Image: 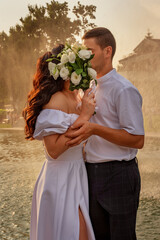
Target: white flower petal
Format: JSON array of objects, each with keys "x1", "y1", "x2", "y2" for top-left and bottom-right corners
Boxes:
[
  {"x1": 88, "y1": 67, "x2": 97, "y2": 79},
  {"x1": 48, "y1": 62, "x2": 56, "y2": 74},
  {"x1": 48, "y1": 62, "x2": 60, "y2": 80},
  {"x1": 68, "y1": 51, "x2": 76, "y2": 63},
  {"x1": 60, "y1": 67, "x2": 69, "y2": 80},
  {"x1": 66, "y1": 48, "x2": 72, "y2": 53},
  {"x1": 61, "y1": 54, "x2": 68, "y2": 64},
  {"x1": 57, "y1": 63, "x2": 64, "y2": 70},
  {"x1": 78, "y1": 49, "x2": 92, "y2": 60},
  {"x1": 71, "y1": 72, "x2": 82, "y2": 85}
]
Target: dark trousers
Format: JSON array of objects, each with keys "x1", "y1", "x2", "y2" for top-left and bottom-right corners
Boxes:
[{"x1": 85, "y1": 158, "x2": 141, "y2": 240}]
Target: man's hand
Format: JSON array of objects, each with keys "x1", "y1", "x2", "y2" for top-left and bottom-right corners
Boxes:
[{"x1": 65, "y1": 120, "x2": 93, "y2": 147}]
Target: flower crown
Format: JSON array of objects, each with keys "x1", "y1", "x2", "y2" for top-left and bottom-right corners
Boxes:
[{"x1": 46, "y1": 43, "x2": 97, "y2": 91}]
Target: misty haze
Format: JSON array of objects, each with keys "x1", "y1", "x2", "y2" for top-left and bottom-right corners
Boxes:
[{"x1": 0, "y1": 1, "x2": 160, "y2": 240}]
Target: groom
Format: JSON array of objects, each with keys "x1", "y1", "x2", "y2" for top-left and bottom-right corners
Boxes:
[{"x1": 66, "y1": 27, "x2": 144, "y2": 240}]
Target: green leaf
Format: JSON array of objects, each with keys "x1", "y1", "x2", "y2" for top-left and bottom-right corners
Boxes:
[
  {"x1": 81, "y1": 86, "x2": 89, "y2": 91},
  {"x1": 82, "y1": 72, "x2": 87, "y2": 77},
  {"x1": 69, "y1": 83, "x2": 80, "y2": 91},
  {"x1": 75, "y1": 69, "x2": 83, "y2": 75},
  {"x1": 88, "y1": 54, "x2": 95, "y2": 61},
  {"x1": 81, "y1": 82, "x2": 89, "y2": 88},
  {"x1": 53, "y1": 67, "x2": 57, "y2": 75},
  {"x1": 46, "y1": 58, "x2": 53, "y2": 62},
  {"x1": 69, "y1": 86, "x2": 74, "y2": 91},
  {"x1": 65, "y1": 42, "x2": 71, "y2": 48},
  {"x1": 76, "y1": 57, "x2": 83, "y2": 68},
  {"x1": 88, "y1": 62, "x2": 92, "y2": 68},
  {"x1": 70, "y1": 62, "x2": 79, "y2": 69},
  {"x1": 46, "y1": 57, "x2": 60, "y2": 62},
  {"x1": 83, "y1": 79, "x2": 88, "y2": 83},
  {"x1": 68, "y1": 66, "x2": 73, "y2": 74},
  {"x1": 57, "y1": 53, "x2": 62, "y2": 58}
]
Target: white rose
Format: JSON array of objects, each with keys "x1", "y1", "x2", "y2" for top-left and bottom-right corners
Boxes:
[
  {"x1": 71, "y1": 72, "x2": 82, "y2": 85},
  {"x1": 68, "y1": 51, "x2": 76, "y2": 63},
  {"x1": 88, "y1": 67, "x2": 97, "y2": 79},
  {"x1": 57, "y1": 62, "x2": 64, "y2": 70},
  {"x1": 78, "y1": 49, "x2": 92, "y2": 60},
  {"x1": 48, "y1": 62, "x2": 59, "y2": 80},
  {"x1": 48, "y1": 62, "x2": 56, "y2": 73},
  {"x1": 60, "y1": 66, "x2": 69, "y2": 80},
  {"x1": 66, "y1": 48, "x2": 72, "y2": 53},
  {"x1": 61, "y1": 53, "x2": 68, "y2": 64}
]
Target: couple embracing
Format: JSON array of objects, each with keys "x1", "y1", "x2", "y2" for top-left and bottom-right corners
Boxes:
[{"x1": 23, "y1": 27, "x2": 144, "y2": 240}]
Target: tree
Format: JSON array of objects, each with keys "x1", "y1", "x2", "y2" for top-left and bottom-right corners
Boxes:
[
  {"x1": 73, "y1": 1, "x2": 96, "y2": 37},
  {"x1": 0, "y1": 31, "x2": 10, "y2": 107},
  {"x1": 0, "y1": 0, "x2": 96, "y2": 115}
]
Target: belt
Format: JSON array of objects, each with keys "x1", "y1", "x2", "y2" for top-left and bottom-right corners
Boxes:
[{"x1": 86, "y1": 157, "x2": 137, "y2": 166}]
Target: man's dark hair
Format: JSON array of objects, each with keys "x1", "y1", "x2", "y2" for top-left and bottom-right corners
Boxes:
[{"x1": 82, "y1": 27, "x2": 116, "y2": 59}]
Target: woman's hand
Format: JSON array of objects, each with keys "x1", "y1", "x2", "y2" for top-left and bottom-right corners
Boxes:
[{"x1": 80, "y1": 88, "x2": 96, "y2": 121}]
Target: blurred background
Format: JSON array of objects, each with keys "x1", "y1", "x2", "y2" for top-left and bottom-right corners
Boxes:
[{"x1": 0, "y1": 0, "x2": 160, "y2": 239}]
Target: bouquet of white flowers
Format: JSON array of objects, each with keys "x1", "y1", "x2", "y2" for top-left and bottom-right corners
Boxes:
[{"x1": 46, "y1": 43, "x2": 97, "y2": 91}]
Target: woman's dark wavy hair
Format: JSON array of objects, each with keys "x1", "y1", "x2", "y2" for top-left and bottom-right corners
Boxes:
[{"x1": 23, "y1": 44, "x2": 64, "y2": 140}]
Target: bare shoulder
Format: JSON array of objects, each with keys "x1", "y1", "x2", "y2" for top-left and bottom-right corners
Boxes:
[{"x1": 43, "y1": 91, "x2": 69, "y2": 112}]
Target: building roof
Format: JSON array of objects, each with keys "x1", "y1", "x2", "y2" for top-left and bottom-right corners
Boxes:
[
  {"x1": 119, "y1": 37, "x2": 160, "y2": 63},
  {"x1": 134, "y1": 38, "x2": 160, "y2": 53}
]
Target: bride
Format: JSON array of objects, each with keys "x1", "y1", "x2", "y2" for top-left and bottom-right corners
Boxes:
[{"x1": 23, "y1": 44, "x2": 96, "y2": 240}]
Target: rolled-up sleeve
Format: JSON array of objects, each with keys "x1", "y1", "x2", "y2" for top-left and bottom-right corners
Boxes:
[{"x1": 116, "y1": 86, "x2": 144, "y2": 135}]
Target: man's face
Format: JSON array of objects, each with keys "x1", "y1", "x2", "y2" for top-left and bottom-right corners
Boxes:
[{"x1": 83, "y1": 38, "x2": 105, "y2": 72}]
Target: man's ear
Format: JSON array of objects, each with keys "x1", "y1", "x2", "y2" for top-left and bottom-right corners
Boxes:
[{"x1": 104, "y1": 46, "x2": 112, "y2": 58}]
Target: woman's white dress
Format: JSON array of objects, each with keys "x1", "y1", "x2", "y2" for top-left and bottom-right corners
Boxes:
[{"x1": 30, "y1": 109, "x2": 95, "y2": 240}]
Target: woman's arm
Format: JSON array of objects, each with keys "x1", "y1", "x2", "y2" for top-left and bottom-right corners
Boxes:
[
  {"x1": 43, "y1": 133, "x2": 70, "y2": 159},
  {"x1": 43, "y1": 89, "x2": 95, "y2": 159},
  {"x1": 43, "y1": 114, "x2": 92, "y2": 160}
]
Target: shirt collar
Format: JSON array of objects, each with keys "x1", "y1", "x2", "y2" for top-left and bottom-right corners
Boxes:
[{"x1": 97, "y1": 68, "x2": 116, "y2": 84}]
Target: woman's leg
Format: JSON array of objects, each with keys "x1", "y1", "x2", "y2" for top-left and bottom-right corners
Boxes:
[{"x1": 79, "y1": 208, "x2": 88, "y2": 240}]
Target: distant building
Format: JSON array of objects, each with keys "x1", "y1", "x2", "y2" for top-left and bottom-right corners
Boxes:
[
  {"x1": 117, "y1": 31, "x2": 160, "y2": 132},
  {"x1": 118, "y1": 31, "x2": 160, "y2": 73}
]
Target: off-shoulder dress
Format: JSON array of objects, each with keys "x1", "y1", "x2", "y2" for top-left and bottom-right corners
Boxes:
[{"x1": 30, "y1": 109, "x2": 95, "y2": 240}]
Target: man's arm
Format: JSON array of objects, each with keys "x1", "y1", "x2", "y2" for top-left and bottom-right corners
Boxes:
[
  {"x1": 93, "y1": 123, "x2": 144, "y2": 148},
  {"x1": 66, "y1": 86, "x2": 145, "y2": 149},
  {"x1": 65, "y1": 120, "x2": 144, "y2": 149}
]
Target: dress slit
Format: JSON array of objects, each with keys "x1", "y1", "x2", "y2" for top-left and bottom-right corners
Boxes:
[{"x1": 78, "y1": 206, "x2": 88, "y2": 240}]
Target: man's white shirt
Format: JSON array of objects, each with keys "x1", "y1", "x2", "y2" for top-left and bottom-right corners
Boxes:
[{"x1": 85, "y1": 69, "x2": 144, "y2": 163}]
